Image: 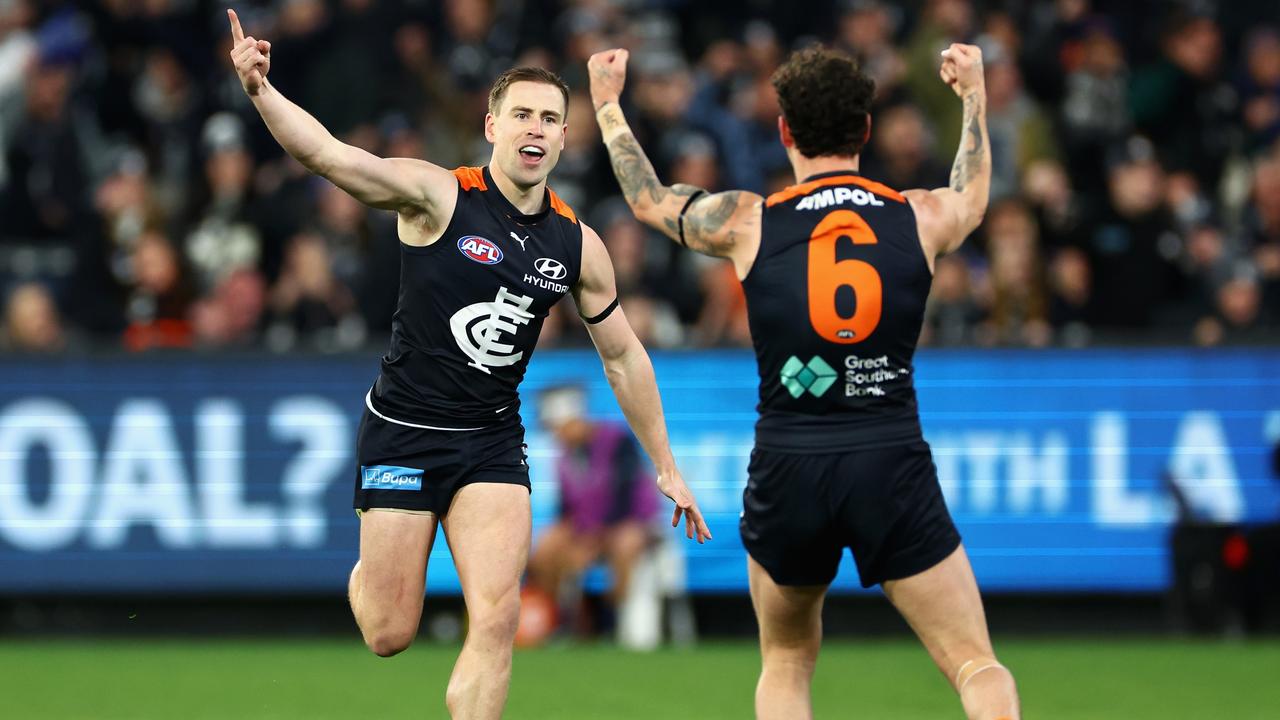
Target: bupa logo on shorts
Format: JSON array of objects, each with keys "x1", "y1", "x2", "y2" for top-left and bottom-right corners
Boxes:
[
  {"x1": 361, "y1": 465, "x2": 424, "y2": 491},
  {"x1": 534, "y1": 257, "x2": 567, "y2": 280},
  {"x1": 457, "y1": 235, "x2": 503, "y2": 265}
]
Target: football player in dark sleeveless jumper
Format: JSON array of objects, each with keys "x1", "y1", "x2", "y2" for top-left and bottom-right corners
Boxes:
[
  {"x1": 590, "y1": 44, "x2": 1019, "y2": 720},
  {"x1": 227, "y1": 11, "x2": 709, "y2": 719}
]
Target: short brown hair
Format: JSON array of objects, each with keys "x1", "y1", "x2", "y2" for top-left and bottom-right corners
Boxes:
[
  {"x1": 771, "y1": 46, "x2": 876, "y2": 159},
  {"x1": 488, "y1": 67, "x2": 570, "y2": 118}
]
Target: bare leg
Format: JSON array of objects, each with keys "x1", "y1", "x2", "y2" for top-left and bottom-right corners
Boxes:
[
  {"x1": 348, "y1": 509, "x2": 438, "y2": 657},
  {"x1": 602, "y1": 520, "x2": 652, "y2": 604},
  {"x1": 883, "y1": 545, "x2": 1019, "y2": 720},
  {"x1": 442, "y1": 483, "x2": 531, "y2": 720},
  {"x1": 527, "y1": 519, "x2": 577, "y2": 597},
  {"x1": 748, "y1": 556, "x2": 827, "y2": 720}
]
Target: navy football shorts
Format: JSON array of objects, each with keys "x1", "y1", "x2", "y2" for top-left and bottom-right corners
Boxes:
[
  {"x1": 739, "y1": 441, "x2": 961, "y2": 588},
  {"x1": 352, "y1": 407, "x2": 529, "y2": 516}
]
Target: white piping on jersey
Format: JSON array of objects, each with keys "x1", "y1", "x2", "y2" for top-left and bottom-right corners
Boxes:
[{"x1": 365, "y1": 389, "x2": 484, "y2": 432}]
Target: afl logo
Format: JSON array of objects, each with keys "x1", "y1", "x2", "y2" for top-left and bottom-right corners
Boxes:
[
  {"x1": 457, "y1": 235, "x2": 503, "y2": 265},
  {"x1": 535, "y1": 257, "x2": 567, "y2": 280}
]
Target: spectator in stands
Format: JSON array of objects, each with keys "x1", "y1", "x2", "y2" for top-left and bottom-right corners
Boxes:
[
  {"x1": 122, "y1": 230, "x2": 193, "y2": 351},
  {"x1": 0, "y1": 0, "x2": 35, "y2": 190},
  {"x1": 617, "y1": 293, "x2": 684, "y2": 349},
  {"x1": 1245, "y1": 154, "x2": 1280, "y2": 250},
  {"x1": 1047, "y1": 246, "x2": 1094, "y2": 347},
  {"x1": 905, "y1": 0, "x2": 974, "y2": 153},
  {"x1": 735, "y1": 71, "x2": 792, "y2": 190},
  {"x1": 183, "y1": 114, "x2": 262, "y2": 294},
  {"x1": 1194, "y1": 266, "x2": 1269, "y2": 346},
  {"x1": 385, "y1": 21, "x2": 472, "y2": 172},
  {"x1": 549, "y1": 91, "x2": 611, "y2": 211},
  {"x1": 1130, "y1": 12, "x2": 1234, "y2": 190},
  {"x1": 1086, "y1": 136, "x2": 1184, "y2": 331},
  {"x1": 1182, "y1": 224, "x2": 1235, "y2": 316},
  {"x1": 594, "y1": 201, "x2": 699, "y2": 342},
  {"x1": 133, "y1": 46, "x2": 204, "y2": 216},
  {"x1": 94, "y1": 148, "x2": 161, "y2": 257},
  {"x1": 265, "y1": 232, "x2": 360, "y2": 353},
  {"x1": 862, "y1": 103, "x2": 948, "y2": 191},
  {"x1": 2, "y1": 281, "x2": 66, "y2": 353},
  {"x1": 922, "y1": 253, "x2": 984, "y2": 347},
  {"x1": 981, "y1": 199, "x2": 1052, "y2": 347},
  {"x1": 191, "y1": 268, "x2": 266, "y2": 349},
  {"x1": 836, "y1": 0, "x2": 908, "y2": 105},
  {"x1": 1021, "y1": 159, "x2": 1086, "y2": 250},
  {"x1": 309, "y1": 179, "x2": 370, "y2": 303},
  {"x1": 1059, "y1": 17, "x2": 1131, "y2": 191},
  {"x1": 0, "y1": 48, "x2": 89, "y2": 242},
  {"x1": 527, "y1": 385, "x2": 659, "y2": 634},
  {"x1": 1237, "y1": 28, "x2": 1280, "y2": 154},
  {"x1": 982, "y1": 39, "x2": 1060, "y2": 200}
]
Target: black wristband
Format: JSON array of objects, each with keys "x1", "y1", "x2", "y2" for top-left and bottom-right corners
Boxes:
[
  {"x1": 582, "y1": 296, "x2": 620, "y2": 325},
  {"x1": 677, "y1": 190, "x2": 707, "y2": 247}
]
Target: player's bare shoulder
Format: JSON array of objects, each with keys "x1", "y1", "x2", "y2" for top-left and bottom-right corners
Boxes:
[
  {"x1": 902, "y1": 189, "x2": 959, "y2": 273},
  {"x1": 679, "y1": 189, "x2": 764, "y2": 279},
  {"x1": 391, "y1": 160, "x2": 464, "y2": 248}
]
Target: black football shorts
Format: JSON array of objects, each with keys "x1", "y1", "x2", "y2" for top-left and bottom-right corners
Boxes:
[
  {"x1": 352, "y1": 407, "x2": 529, "y2": 516},
  {"x1": 739, "y1": 440, "x2": 960, "y2": 588}
]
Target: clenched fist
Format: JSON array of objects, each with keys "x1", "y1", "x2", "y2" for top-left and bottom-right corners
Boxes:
[
  {"x1": 939, "y1": 43, "x2": 984, "y2": 98},
  {"x1": 587, "y1": 49, "x2": 629, "y2": 110},
  {"x1": 227, "y1": 9, "x2": 271, "y2": 96}
]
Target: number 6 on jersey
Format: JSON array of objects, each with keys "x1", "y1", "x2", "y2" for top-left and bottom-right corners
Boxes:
[{"x1": 807, "y1": 209, "x2": 882, "y2": 343}]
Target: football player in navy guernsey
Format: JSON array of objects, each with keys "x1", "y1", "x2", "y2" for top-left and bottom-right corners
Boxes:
[
  {"x1": 590, "y1": 44, "x2": 1019, "y2": 720},
  {"x1": 227, "y1": 10, "x2": 710, "y2": 719}
]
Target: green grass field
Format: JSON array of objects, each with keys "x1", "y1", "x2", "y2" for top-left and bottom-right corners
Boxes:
[{"x1": 3, "y1": 637, "x2": 1278, "y2": 719}]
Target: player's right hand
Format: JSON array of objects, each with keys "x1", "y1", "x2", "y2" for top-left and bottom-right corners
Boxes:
[
  {"x1": 939, "y1": 43, "x2": 984, "y2": 98},
  {"x1": 656, "y1": 468, "x2": 712, "y2": 544},
  {"x1": 227, "y1": 8, "x2": 271, "y2": 97}
]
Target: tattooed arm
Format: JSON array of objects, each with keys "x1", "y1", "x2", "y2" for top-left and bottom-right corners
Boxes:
[
  {"x1": 903, "y1": 43, "x2": 990, "y2": 269},
  {"x1": 588, "y1": 49, "x2": 762, "y2": 279}
]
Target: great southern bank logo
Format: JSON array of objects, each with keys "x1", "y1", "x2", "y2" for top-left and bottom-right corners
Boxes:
[
  {"x1": 361, "y1": 465, "x2": 424, "y2": 491},
  {"x1": 457, "y1": 235, "x2": 503, "y2": 265},
  {"x1": 780, "y1": 356, "x2": 838, "y2": 398}
]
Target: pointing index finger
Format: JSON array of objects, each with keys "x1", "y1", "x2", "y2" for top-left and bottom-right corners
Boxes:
[{"x1": 228, "y1": 8, "x2": 245, "y2": 44}]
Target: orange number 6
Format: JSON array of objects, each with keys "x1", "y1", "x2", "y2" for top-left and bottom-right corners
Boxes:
[{"x1": 807, "y1": 210, "x2": 881, "y2": 344}]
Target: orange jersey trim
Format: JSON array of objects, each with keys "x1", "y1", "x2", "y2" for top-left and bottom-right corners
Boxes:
[
  {"x1": 453, "y1": 166, "x2": 487, "y2": 191},
  {"x1": 547, "y1": 188, "x2": 578, "y2": 224},
  {"x1": 765, "y1": 175, "x2": 905, "y2": 208}
]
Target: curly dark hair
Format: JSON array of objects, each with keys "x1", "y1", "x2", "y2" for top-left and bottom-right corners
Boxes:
[
  {"x1": 488, "y1": 67, "x2": 570, "y2": 118},
  {"x1": 771, "y1": 46, "x2": 876, "y2": 159}
]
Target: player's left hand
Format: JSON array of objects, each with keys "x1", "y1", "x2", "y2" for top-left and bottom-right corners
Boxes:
[
  {"x1": 587, "y1": 48, "x2": 629, "y2": 111},
  {"x1": 656, "y1": 469, "x2": 712, "y2": 544}
]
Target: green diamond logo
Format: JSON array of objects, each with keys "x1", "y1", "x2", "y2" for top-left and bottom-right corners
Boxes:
[
  {"x1": 780, "y1": 355, "x2": 838, "y2": 398},
  {"x1": 780, "y1": 356, "x2": 807, "y2": 398},
  {"x1": 805, "y1": 356, "x2": 837, "y2": 397}
]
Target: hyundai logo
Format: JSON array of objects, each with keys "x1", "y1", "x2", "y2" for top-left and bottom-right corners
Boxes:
[{"x1": 535, "y1": 257, "x2": 567, "y2": 280}]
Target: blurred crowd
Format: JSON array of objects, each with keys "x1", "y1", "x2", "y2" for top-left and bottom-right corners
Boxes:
[{"x1": 1, "y1": 0, "x2": 1279, "y2": 354}]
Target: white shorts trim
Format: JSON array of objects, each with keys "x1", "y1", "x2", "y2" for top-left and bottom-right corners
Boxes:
[{"x1": 365, "y1": 390, "x2": 483, "y2": 432}]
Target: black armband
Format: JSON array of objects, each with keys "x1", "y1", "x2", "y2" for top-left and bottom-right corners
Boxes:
[
  {"x1": 677, "y1": 190, "x2": 707, "y2": 247},
  {"x1": 582, "y1": 296, "x2": 620, "y2": 325}
]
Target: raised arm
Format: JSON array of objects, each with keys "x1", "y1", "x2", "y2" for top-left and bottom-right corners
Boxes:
[
  {"x1": 903, "y1": 44, "x2": 991, "y2": 268},
  {"x1": 587, "y1": 49, "x2": 762, "y2": 279},
  {"x1": 573, "y1": 223, "x2": 711, "y2": 543},
  {"x1": 226, "y1": 9, "x2": 454, "y2": 238}
]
